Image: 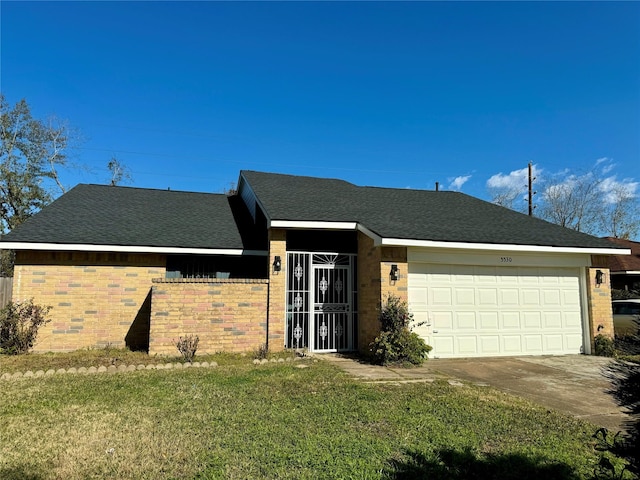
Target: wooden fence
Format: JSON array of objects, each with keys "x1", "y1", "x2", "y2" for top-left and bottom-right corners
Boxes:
[{"x1": 0, "y1": 277, "x2": 12, "y2": 309}]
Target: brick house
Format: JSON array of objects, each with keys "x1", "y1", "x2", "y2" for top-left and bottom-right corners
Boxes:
[
  {"x1": 0, "y1": 170, "x2": 629, "y2": 358},
  {"x1": 602, "y1": 237, "x2": 640, "y2": 294}
]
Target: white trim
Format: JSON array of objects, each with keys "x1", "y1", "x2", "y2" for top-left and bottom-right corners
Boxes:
[
  {"x1": 611, "y1": 270, "x2": 640, "y2": 275},
  {"x1": 579, "y1": 267, "x2": 592, "y2": 355},
  {"x1": 356, "y1": 224, "x2": 382, "y2": 243},
  {"x1": 0, "y1": 242, "x2": 268, "y2": 256},
  {"x1": 382, "y1": 237, "x2": 629, "y2": 255},
  {"x1": 270, "y1": 220, "x2": 358, "y2": 230},
  {"x1": 264, "y1": 216, "x2": 628, "y2": 256}
]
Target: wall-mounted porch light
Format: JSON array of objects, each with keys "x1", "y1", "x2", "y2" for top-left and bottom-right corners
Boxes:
[
  {"x1": 595, "y1": 269, "x2": 604, "y2": 286},
  {"x1": 390, "y1": 264, "x2": 399, "y2": 281},
  {"x1": 273, "y1": 256, "x2": 282, "y2": 273}
]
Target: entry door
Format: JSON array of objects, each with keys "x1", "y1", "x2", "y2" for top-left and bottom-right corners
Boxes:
[
  {"x1": 285, "y1": 252, "x2": 356, "y2": 352},
  {"x1": 312, "y1": 264, "x2": 350, "y2": 352}
]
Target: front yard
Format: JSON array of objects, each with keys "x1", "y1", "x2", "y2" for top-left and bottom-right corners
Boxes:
[{"x1": 0, "y1": 354, "x2": 612, "y2": 479}]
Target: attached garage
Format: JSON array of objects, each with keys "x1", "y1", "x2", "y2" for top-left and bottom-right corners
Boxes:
[{"x1": 408, "y1": 249, "x2": 591, "y2": 358}]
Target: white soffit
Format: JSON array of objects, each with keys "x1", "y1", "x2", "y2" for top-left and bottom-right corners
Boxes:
[
  {"x1": 386, "y1": 237, "x2": 631, "y2": 256},
  {"x1": 0, "y1": 242, "x2": 267, "y2": 256},
  {"x1": 269, "y1": 220, "x2": 359, "y2": 230}
]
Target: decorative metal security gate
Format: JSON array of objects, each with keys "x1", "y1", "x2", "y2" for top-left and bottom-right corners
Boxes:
[{"x1": 285, "y1": 252, "x2": 357, "y2": 352}]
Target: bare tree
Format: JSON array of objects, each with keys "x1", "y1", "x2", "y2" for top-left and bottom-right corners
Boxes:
[
  {"x1": 537, "y1": 172, "x2": 603, "y2": 234},
  {"x1": 490, "y1": 161, "x2": 640, "y2": 238},
  {"x1": 487, "y1": 166, "x2": 531, "y2": 213},
  {"x1": 599, "y1": 184, "x2": 640, "y2": 239},
  {"x1": 107, "y1": 157, "x2": 133, "y2": 186}
]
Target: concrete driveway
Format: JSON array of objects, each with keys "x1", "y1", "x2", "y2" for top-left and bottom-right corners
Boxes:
[{"x1": 325, "y1": 354, "x2": 628, "y2": 431}]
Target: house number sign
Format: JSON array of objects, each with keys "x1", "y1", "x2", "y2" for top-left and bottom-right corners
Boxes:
[{"x1": 500, "y1": 257, "x2": 513, "y2": 263}]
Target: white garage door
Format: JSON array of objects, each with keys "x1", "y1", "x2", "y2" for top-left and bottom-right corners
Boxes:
[{"x1": 408, "y1": 264, "x2": 585, "y2": 358}]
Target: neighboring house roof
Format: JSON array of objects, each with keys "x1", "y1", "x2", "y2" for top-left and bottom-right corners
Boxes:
[
  {"x1": 1, "y1": 184, "x2": 266, "y2": 255},
  {"x1": 603, "y1": 237, "x2": 640, "y2": 272},
  {"x1": 240, "y1": 170, "x2": 625, "y2": 252}
]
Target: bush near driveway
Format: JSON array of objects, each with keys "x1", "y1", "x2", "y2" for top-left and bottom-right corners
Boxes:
[{"x1": 0, "y1": 357, "x2": 610, "y2": 479}]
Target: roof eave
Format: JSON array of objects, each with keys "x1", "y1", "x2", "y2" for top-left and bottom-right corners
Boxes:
[
  {"x1": 0, "y1": 242, "x2": 267, "y2": 256},
  {"x1": 379, "y1": 238, "x2": 632, "y2": 255}
]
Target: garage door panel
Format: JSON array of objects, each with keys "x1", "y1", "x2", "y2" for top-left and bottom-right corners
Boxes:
[
  {"x1": 432, "y1": 312, "x2": 453, "y2": 329},
  {"x1": 408, "y1": 263, "x2": 584, "y2": 358},
  {"x1": 479, "y1": 336, "x2": 500, "y2": 354},
  {"x1": 433, "y1": 337, "x2": 455, "y2": 355},
  {"x1": 479, "y1": 312, "x2": 498, "y2": 329},
  {"x1": 523, "y1": 335, "x2": 543, "y2": 353},
  {"x1": 456, "y1": 312, "x2": 476, "y2": 329},
  {"x1": 522, "y1": 289, "x2": 541, "y2": 305},
  {"x1": 408, "y1": 287, "x2": 427, "y2": 309},
  {"x1": 565, "y1": 312, "x2": 582, "y2": 328},
  {"x1": 501, "y1": 312, "x2": 521, "y2": 329},
  {"x1": 543, "y1": 311, "x2": 562, "y2": 328},
  {"x1": 523, "y1": 312, "x2": 542, "y2": 328},
  {"x1": 544, "y1": 334, "x2": 564, "y2": 351},
  {"x1": 455, "y1": 288, "x2": 475, "y2": 305},
  {"x1": 502, "y1": 335, "x2": 522, "y2": 353},
  {"x1": 566, "y1": 334, "x2": 583, "y2": 351},
  {"x1": 431, "y1": 288, "x2": 452, "y2": 305},
  {"x1": 457, "y1": 336, "x2": 478, "y2": 355},
  {"x1": 543, "y1": 290, "x2": 561, "y2": 305},
  {"x1": 563, "y1": 290, "x2": 580, "y2": 305},
  {"x1": 500, "y1": 289, "x2": 520, "y2": 305},
  {"x1": 478, "y1": 288, "x2": 498, "y2": 305}
]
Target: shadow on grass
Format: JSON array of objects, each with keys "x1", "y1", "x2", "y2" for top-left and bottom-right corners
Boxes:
[
  {"x1": 383, "y1": 448, "x2": 580, "y2": 480},
  {"x1": 0, "y1": 465, "x2": 44, "y2": 480}
]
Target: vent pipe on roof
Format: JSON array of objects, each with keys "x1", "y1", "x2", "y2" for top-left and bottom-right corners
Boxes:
[{"x1": 435, "y1": 182, "x2": 439, "y2": 192}]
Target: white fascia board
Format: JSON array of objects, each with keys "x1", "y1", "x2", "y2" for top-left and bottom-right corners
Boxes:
[
  {"x1": 379, "y1": 238, "x2": 632, "y2": 255},
  {"x1": 611, "y1": 270, "x2": 640, "y2": 275},
  {"x1": 269, "y1": 220, "x2": 358, "y2": 230},
  {"x1": 0, "y1": 242, "x2": 267, "y2": 256},
  {"x1": 356, "y1": 224, "x2": 382, "y2": 243}
]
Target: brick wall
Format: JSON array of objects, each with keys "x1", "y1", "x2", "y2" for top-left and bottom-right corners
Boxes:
[
  {"x1": 357, "y1": 236, "x2": 410, "y2": 353},
  {"x1": 586, "y1": 266, "x2": 614, "y2": 344},
  {"x1": 267, "y1": 229, "x2": 287, "y2": 351},
  {"x1": 381, "y1": 246, "x2": 408, "y2": 302},
  {"x1": 357, "y1": 233, "x2": 381, "y2": 352},
  {"x1": 149, "y1": 278, "x2": 268, "y2": 355},
  {"x1": 12, "y1": 251, "x2": 165, "y2": 352}
]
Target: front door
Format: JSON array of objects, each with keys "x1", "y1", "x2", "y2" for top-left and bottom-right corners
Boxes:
[{"x1": 285, "y1": 252, "x2": 356, "y2": 352}]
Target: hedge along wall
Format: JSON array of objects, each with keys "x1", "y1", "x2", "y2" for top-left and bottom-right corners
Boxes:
[{"x1": 149, "y1": 278, "x2": 269, "y2": 355}]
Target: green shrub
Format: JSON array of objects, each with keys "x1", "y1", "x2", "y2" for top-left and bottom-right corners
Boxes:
[
  {"x1": 369, "y1": 295, "x2": 432, "y2": 366},
  {"x1": 174, "y1": 334, "x2": 199, "y2": 363},
  {"x1": 594, "y1": 334, "x2": 615, "y2": 357},
  {"x1": 0, "y1": 299, "x2": 51, "y2": 355}
]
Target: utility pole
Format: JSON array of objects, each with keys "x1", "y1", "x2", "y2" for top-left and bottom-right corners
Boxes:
[{"x1": 528, "y1": 161, "x2": 535, "y2": 216}]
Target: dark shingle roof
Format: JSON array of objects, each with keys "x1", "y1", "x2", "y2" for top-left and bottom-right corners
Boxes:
[
  {"x1": 241, "y1": 170, "x2": 624, "y2": 250},
  {"x1": 1, "y1": 184, "x2": 256, "y2": 250},
  {"x1": 604, "y1": 237, "x2": 640, "y2": 271}
]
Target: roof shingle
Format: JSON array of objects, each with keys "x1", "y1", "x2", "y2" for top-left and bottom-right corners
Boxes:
[
  {"x1": 1, "y1": 184, "x2": 256, "y2": 250},
  {"x1": 241, "y1": 170, "x2": 624, "y2": 249}
]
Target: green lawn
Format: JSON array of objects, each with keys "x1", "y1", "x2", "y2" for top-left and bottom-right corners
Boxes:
[{"x1": 0, "y1": 356, "x2": 616, "y2": 479}]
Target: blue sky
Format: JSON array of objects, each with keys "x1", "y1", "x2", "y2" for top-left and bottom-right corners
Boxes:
[{"x1": 2, "y1": 1, "x2": 639, "y2": 201}]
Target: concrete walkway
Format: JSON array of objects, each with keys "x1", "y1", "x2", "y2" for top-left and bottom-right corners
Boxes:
[{"x1": 323, "y1": 354, "x2": 628, "y2": 431}]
